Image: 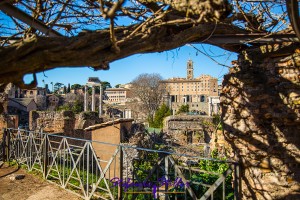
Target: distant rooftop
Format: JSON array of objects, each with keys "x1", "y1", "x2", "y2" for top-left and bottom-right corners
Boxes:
[
  {"x1": 84, "y1": 118, "x2": 134, "y2": 131},
  {"x1": 162, "y1": 74, "x2": 216, "y2": 82}
]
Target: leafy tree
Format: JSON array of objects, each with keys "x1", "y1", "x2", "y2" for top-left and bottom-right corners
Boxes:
[
  {"x1": 54, "y1": 82, "x2": 64, "y2": 93},
  {"x1": 71, "y1": 84, "x2": 82, "y2": 90},
  {"x1": 131, "y1": 73, "x2": 165, "y2": 121},
  {"x1": 150, "y1": 104, "x2": 171, "y2": 128},
  {"x1": 115, "y1": 84, "x2": 121, "y2": 88},
  {"x1": 101, "y1": 81, "x2": 112, "y2": 90},
  {"x1": 177, "y1": 104, "x2": 189, "y2": 114},
  {"x1": 72, "y1": 100, "x2": 84, "y2": 113},
  {"x1": 59, "y1": 93, "x2": 84, "y2": 113},
  {"x1": 87, "y1": 87, "x2": 100, "y2": 95}
]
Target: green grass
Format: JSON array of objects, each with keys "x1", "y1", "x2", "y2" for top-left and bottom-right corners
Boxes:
[{"x1": 11, "y1": 161, "x2": 118, "y2": 199}]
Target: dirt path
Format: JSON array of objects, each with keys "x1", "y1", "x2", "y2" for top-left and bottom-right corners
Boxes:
[{"x1": 0, "y1": 163, "x2": 81, "y2": 200}]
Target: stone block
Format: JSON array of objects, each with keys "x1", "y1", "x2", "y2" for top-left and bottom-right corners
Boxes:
[{"x1": 7, "y1": 174, "x2": 25, "y2": 181}]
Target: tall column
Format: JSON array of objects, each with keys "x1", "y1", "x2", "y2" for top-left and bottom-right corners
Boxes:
[
  {"x1": 91, "y1": 86, "x2": 95, "y2": 111},
  {"x1": 208, "y1": 97, "x2": 211, "y2": 116},
  {"x1": 99, "y1": 85, "x2": 103, "y2": 117},
  {"x1": 84, "y1": 85, "x2": 88, "y2": 111},
  {"x1": 169, "y1": 95, "x2": 172, "y2": 110}
]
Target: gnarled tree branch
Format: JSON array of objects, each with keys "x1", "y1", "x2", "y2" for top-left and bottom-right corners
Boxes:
[{"x1": 0, "y1": 23, "x2": 247, "y2": 85}]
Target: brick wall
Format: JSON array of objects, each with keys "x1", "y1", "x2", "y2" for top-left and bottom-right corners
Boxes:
[
  {"x1": 88, "y1": 120, "x2": 133, "y2": 178},
  {"x1": 221, "y1": 50, "x2": 300, "y2": 199}
]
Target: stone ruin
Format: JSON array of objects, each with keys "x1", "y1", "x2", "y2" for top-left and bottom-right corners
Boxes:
[
  {"x1": 29, "y1": 110, "x2": 103, "y2": 139},
  {"x1": 221, "y1": 48, "x2": 300, "y2": 199},
  {"x1": 163, "y1": 115, "x2": 215, "y2": 145}
]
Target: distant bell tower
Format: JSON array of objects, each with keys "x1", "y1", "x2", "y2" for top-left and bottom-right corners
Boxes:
[{"x1": 187, "y1": 59, "x2": 194, "y2": 80}]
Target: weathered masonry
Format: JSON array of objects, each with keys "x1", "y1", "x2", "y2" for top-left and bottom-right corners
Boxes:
[{"x1": 221, "y1": 47, "x2": 300, "y2": 199}]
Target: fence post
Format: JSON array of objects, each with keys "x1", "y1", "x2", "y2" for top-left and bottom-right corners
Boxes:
[
  {"x1": 237, "y1": 164, "x2": 241, "y2": 199},
  {"x1": 118, "y1": 145, "x2": 123, "y2": 200},
  {"x1": 6, "y1": 129, "x2": 10, "y2": 162},
  {"x1": 43, "y1": 133, "x2": 49, "y2": 179},
  {"x1": 2, "y1": 128, "x2": 7, "y2": 161},
  {"x1": 233, "y1": 163, "x2": 241, "y2": 200},
  {"x1": 165, "y1": 155, "x2": 169, "y2": 200}
]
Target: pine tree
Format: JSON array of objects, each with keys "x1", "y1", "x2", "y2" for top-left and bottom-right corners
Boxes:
[{"x1": 67, "y1": 83, "x2": 71, "y2": 93}]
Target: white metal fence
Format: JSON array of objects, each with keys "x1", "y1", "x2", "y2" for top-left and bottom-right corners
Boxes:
[{"x1": 1, "y1": 128, "x2": 240, "y2": 200}]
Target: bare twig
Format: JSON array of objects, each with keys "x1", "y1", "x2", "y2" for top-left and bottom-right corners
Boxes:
[{"x1": 187, "y1": 44, "x2": 231, "y2": 68}]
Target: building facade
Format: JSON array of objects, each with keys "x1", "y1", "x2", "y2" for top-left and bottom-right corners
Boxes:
[
  {"x1": 5, "y1": 83, "x2": 21, "y2": 98},
  {"x1": 104, "y1": 88, "x2": 133, "y2": 105},
  {"x1": 161, "y1": 60, "x2": 219, "y2": 114},
  {"x1": 5, "y1": 83, "x2": 47, "y2": 99},
  {"x1": 21, "y1": 87, "x2": 47, "y2": 99}
]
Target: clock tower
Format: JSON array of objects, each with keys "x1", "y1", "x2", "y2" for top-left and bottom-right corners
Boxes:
[{"x1": 187, "y1": 59, "x2": 194, "y2": 80}]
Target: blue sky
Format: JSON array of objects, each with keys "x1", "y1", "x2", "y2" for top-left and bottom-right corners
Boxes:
[{"x1": 24, "y1": 44, "x2": 236, "y2": 89}]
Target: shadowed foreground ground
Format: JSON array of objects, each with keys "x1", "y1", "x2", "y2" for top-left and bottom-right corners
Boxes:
[{"x1": 0, "y1": 163, "x2": 80, "y2": 200}]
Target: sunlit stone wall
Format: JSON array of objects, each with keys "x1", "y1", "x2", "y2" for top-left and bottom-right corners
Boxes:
[{"x1": 221, "y1": 49, "x2": 300, "y2": 199}]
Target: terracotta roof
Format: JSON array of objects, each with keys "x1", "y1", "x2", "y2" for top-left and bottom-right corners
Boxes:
[{"x1": 84, "y1": 118, "x2": 134, "y2": 131}]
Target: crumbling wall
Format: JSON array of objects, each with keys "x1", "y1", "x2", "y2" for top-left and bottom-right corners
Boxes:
[
  {"x1": 0, "y1": 114, "x2": 18, "y2": 129},
  {"x1": 164, "y1": 115, "x2": 214, "y2": 131},
  {"x1": 29, "y1": 111, "x2": 102, "y2": 139},
  {"x1": 221, "y1": 50, "x2": 300, "y2": 199},
  {"x1": 75, "y1": 112, "x2": 103, "y2": 129},
  {"x1": 29, "y1": 111, "x2": 75, "y2": 134},
  {"x1": 163, "y1": 115, "x2": 215, "y2": 144}
]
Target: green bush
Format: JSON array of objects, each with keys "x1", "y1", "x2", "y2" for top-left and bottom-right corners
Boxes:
[
  {"x1": 191, "y1": 150, "x2": 234, "y2": 199},
  {"x1": 176, "y1": 104, "x2": 189, "y2": 114},
  {"x1": 149, "y1": 104, "x2": 171, "y2": 128},
  {"x1": 213, "y1": 114, "x2": 223, "y2": 130},
  {"x1": 57, "y1": 100, "x2": 83, "y2": 114}
]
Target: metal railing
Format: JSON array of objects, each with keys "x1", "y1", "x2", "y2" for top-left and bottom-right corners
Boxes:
[{"x1": 1, "y1": 128, "x2": 240, "y2": 200}]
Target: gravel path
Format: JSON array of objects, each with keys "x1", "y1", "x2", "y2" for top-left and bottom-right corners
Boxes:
[{"x1": 0, "y1": 163, "x2": 81, "y2": 200}]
